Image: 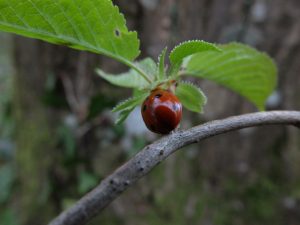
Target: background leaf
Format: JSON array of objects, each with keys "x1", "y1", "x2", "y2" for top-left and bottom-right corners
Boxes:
[
  {"x1": 78, "y1": 171, "x2": 98, "y2": 194},
  {"x1": 0, "y1": 209, "x2": 18, "y2": 225},
  {"x1": 183, "y1": 43, "x2": 277, "y2": 110},
  {"x1": 169, "y1": 40, "x2": 221, "y2": 67},
  {"x1": 0, "y1": 164, "x2": 15, "y2": 203},
  {"x1": 96, "y1": 58, "x2": 157, "y2": 89},
  {"x1": 176, "y1": 82, "x2": 207, "y2": 113},
  {"x1": 0, "y1": 0, "x2": 140, "y2": 62}
]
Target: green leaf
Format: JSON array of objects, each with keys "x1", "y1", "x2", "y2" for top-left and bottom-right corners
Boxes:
[
  {"x1": 113, "y1": 93, "x2": 148, "y2": 124},
  {"x1": 183, "y1": 43, "x2": 277, "y2": 110},
  {"x1": 169, "y1": 40, "x2": 221, "y2": 67},
  {"x1": 112, "y1": 94, "x2": 147, "y2": 113},
  {"x1": 176, "y1": 82, "x2": 207, "y2": 113},
  {"x1": 157, "y1": 47, "x2": 167, "y2": 80},
  {"x1": 0, "y1": 0, "x2": 140, "y2": 63},
  {"x1": 115, "y1": 107, "x2": 135, "y2": 125},
  {"x1": 96, "y1": 58, "x2": 157, "y2": 89}
]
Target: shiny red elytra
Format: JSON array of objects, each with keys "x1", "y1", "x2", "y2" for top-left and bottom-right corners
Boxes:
[{"x1": 141, "y1": 88, "x2": 182, "y2": 134}]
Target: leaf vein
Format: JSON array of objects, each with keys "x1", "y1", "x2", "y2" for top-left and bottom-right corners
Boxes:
[
  {"x1": 5, "y1": 1, "x2": 29, "y2": 28},
  {"x1": 71, "y1": 0, "x2": 98, "y2": 48},
  {"x1": 27, "y1": 0, "x2": 58, "y2": 35},
  {"x1": 52, "y1": 1, "x2": 83, "y2": 42}
]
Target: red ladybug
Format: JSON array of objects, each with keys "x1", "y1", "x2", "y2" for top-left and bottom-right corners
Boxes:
[{"x1": 141, "y1": 88, "x2": 182, "y2": 134}]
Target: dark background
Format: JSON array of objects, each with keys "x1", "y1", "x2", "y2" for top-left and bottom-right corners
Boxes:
[{"x1": 0, "y1": 0, "x2": 300, "y2": 224}]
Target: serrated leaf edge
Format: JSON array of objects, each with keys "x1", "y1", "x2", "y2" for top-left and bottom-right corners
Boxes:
[
  {"x1": 169, "y1": 40, "x2": 222, "y2": 63},
  {"x1": 182, "y1": 42, "x2": 277, "y2": 110},
  {"x1": 176, "y1": 81, "x2": 207, "y2": 113},
  {"x1": 112, "y1": 96, "x2": 140, "y2": 113},
  {"x1": 0, "y1": 1, "x2": 141, "y2": 62},
  {"x1": 178, "y1": 81, "x2": 207, "y2": 105},
  {"x1": 115, "y1": 107, "x2": 136, "y2": 125}
]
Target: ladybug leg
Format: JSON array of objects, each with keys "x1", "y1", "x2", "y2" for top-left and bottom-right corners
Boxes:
[{"x1": 170, "y1": 125, "x2": 180, "y2": 134}]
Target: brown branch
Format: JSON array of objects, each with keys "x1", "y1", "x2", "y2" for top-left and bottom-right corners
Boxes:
[{"x1": 48, "y1": 110, "x2": 300, "y2": 225}]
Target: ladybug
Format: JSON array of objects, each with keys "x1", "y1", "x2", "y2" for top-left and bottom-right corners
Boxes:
[{"x1": 141, "y1": 88, "x2": 182, "y2": 134}]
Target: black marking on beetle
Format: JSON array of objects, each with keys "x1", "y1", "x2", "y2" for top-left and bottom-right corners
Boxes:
[
  {"x1": 155, "y1": 93, "x2": 162, "y2": 98},
  {"x1": 109, "y1": 179, "x2": 115, "y2": 184},
  {"x1": 143, "y1": 104, "x2": 147, "y2": 111},
  {"x1": 139, "y1": 167, "x2": 145, "y2": 172},
  {"x1": 159, "y1": 150, "x2": 164, "y2": 155},
  {"x1": 115, "y1": 29, "x2": 120, "y2": 37}
]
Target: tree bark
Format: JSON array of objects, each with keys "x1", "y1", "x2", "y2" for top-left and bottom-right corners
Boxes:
[{"x1": 13, "y1": 37, "x2": 57, "y2": 225}]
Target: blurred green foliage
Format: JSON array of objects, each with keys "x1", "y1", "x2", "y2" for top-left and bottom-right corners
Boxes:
[
  {"x1": 0, "y1": 33, "x2": 17, "y2": 225},
  {"x1": 0, "y1": 209, "x2": 19, "y2": 225},
  {"x1": 78, "y1": 171, "x2": 99, "y2": 194},
  {"x1": 0, "y1": 164, "x2": 15, "y2": 204}
]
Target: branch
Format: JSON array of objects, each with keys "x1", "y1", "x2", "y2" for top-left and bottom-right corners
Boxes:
[{"x1": 49, "y1": 111, "x2": 300, "y2": 225}]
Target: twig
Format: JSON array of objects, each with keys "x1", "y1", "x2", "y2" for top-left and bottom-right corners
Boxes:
[{"x1": 48, "y1": 111, "x2": 300, "y2": 225}]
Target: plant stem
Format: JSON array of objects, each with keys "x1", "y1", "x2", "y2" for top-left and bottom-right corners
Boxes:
[
  {"x1": 106, "y1": 51, "x2": 152, "y2": 83},
  {"x1": 123, "y1": 60, "x2": 152, "y2": 83},
  {"x1": 48, "y1": 110, "x2": 300, "y2": 225}
]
